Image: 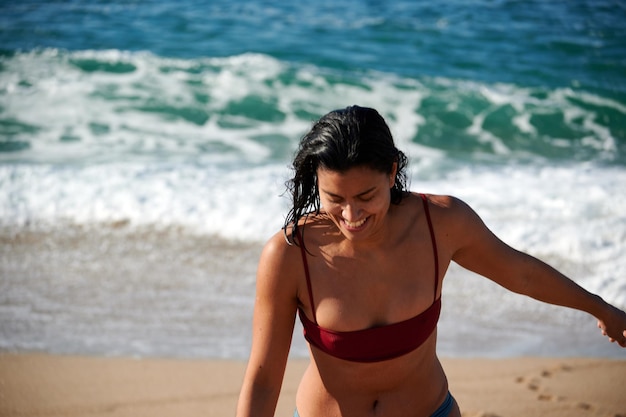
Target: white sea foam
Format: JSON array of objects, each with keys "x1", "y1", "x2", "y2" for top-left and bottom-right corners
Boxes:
[{"x1": 0, "y1": 162, "x2": 290, "y2": 242}]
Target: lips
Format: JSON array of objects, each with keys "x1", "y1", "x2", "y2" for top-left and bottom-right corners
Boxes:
[{"x1": 343, "y1": 217, "x2": 368, "y2": 230}]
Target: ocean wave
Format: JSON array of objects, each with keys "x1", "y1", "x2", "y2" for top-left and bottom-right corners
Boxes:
[{"x1": 2, "y1": 49, "x2": 625, "y2": 166}]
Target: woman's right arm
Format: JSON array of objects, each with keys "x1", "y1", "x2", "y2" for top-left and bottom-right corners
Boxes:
[{"x1": 236, "y1": 232, "x2": 300, "y2": 417}]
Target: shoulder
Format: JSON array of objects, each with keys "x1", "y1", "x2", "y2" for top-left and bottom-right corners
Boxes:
[
  {"x1": 250, "y1": 230, "x2": 303, "y2": 307},
  {"x1": 418, "y1": 193, "x2": 508, "y2": 259},
  {"x1": 259, "y1": 227, "x2": 301, "y2": 272},
  {"x1": 404, "y1": 192, "x2": 474, "y2": 220},
  {"x1": 258, "y1": 221, "x2": 321, "y2": 280},
  {"x1": 408, "y1": 193, "x2": 485, "y2": 242}
]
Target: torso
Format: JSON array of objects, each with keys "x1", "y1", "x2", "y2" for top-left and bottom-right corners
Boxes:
[
  {"x1": 292, "y1": 193, "x2": 453, "y2": 417},
  {"x1": 297, "y1": 333, "x2": 449, "y2": 417}
]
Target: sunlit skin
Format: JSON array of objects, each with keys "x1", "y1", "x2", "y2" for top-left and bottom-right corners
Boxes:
[
  {"x1": 292, "y1": 165, "x2": 458, "y2": 417},
  {"x1": 237, "y1": 168, "x2": 626, "y2": 417}
]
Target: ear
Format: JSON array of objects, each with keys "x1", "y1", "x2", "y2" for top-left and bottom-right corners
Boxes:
[{"x1": 389, "y1": 162, "x2": 398, "y2": 188}]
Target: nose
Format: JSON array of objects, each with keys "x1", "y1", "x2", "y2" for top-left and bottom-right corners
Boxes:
[{"x1": 342, "y1": 202, "x2": 361, "y2": 221}]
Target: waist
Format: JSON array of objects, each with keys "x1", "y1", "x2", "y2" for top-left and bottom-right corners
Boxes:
[{"x1": 296, "y1": 343, "x2": 448, "y2": 417}]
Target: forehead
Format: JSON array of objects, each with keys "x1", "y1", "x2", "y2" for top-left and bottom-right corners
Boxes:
[{"x1": 316, "y1": 166, "x2": 387, "y2": 193}]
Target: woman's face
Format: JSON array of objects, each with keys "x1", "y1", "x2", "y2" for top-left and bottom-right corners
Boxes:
[{"x1": 317, "y1": 164, "x2": 396, "y2": 242}]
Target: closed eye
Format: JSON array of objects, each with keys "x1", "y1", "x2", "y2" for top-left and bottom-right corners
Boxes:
[{"x1": 322, "y1": 186, "x2": 377, "y2": 203}]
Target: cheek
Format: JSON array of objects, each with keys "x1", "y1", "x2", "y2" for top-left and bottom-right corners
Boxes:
[
  {"x1": 322, "y1": 201, "x2": 342, "y2": 215},
  {"x1": 368, "y1": 196, "x2": 392, "y2": 218},
  {"x1": 369, "y1": 199, "x2": 389, "y2": 215}
]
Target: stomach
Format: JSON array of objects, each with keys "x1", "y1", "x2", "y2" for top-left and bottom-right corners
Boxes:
[{"x1": 295, "y1": 331, "x2": 450, "y2": 417}]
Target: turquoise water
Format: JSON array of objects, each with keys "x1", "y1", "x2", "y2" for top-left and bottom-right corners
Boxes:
[{"x1": 1, "y1": 0, "x2": 625, "y2": 358}]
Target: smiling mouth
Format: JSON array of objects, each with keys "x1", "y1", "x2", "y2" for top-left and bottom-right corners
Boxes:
[{"x1": 343, "y1": 217, "x2": 368, "y2": 229}]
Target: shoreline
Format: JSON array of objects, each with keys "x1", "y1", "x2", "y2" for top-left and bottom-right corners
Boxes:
[{"x1": 1, "y1": 353, "x2": 624, "y2": 417}]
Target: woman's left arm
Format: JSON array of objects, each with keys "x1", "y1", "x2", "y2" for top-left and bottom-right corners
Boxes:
[{"x1": 439, "y1": 195, "x2": 626, "y2": 347}]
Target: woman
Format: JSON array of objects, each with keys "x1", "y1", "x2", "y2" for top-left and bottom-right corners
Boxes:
[{"x1": 236, "y1": 105, "x2": 626, "y2": 417}]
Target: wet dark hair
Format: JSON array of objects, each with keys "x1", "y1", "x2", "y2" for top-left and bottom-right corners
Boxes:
[{"x1": 284, "y1": 105, "x2": 409, "y2": 242}]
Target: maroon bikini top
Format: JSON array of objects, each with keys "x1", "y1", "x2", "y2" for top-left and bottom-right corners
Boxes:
[{"x1": 297, "y1": 193, "x2": 441, "y2": 362}]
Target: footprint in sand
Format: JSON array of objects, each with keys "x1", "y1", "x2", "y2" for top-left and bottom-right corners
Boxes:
[
  {"x1": 537, "y1": 393, "x2": 566, "y2": 402},
  {"x1": 514, "y1": 376, "x2": 541, "y2": 392},
  {"x1": 515, "y1": 364, "x2": 572, "y2": 404},
  {"x1": 576, "y1": 402, "x2": 592, "y2": 410},
  {"x1": 516, "y1": 363, "x2": 626, "y2": 415}
]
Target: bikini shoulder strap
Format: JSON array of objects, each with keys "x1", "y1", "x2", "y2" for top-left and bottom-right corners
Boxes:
[
  {"x1": 296, "y1": 228, "x2": 317, "y2": 322},
  {"x1": 420, "y1": 193, "x2": 440, "y2": 299}
]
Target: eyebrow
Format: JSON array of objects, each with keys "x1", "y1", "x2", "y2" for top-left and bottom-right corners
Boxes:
[{"x1": 322, "y1": 186, "x2": 377, "y2": 199}]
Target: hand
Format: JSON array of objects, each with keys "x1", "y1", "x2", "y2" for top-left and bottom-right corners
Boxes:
[{"x1": 597, "y1": 304, "x2": 626, "y2": 348}]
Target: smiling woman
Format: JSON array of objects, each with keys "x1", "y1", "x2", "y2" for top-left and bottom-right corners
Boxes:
[{"x1": 236, "y1": 105, "x2": 626, "y2": 417}]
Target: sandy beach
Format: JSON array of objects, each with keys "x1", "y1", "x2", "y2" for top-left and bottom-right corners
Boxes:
[{"x1": 1, "y1": 353, "x2": 624, "y2": 417}]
